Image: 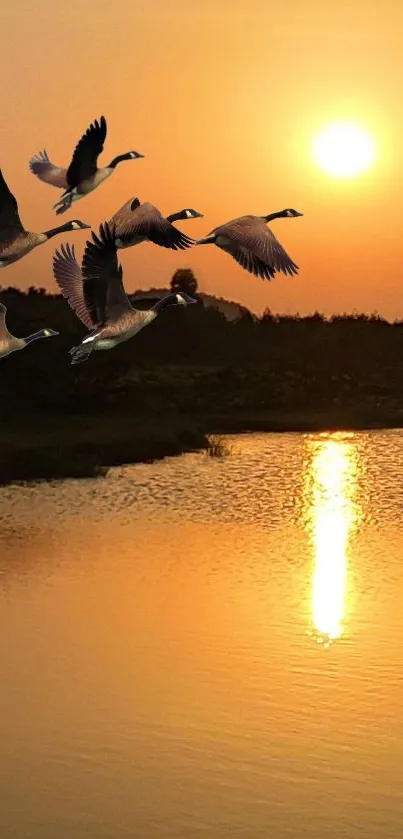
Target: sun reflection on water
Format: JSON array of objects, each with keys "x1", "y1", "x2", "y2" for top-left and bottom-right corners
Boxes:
[{"x1": 304, "y1": 434, "x2": 361, "y2": 646}]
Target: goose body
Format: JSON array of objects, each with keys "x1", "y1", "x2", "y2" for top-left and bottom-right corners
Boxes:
[
  {"x1": 109, "y1": 197, "x2": 203, "y2": 251},
  {"x1": 0, "y1": 302, "x2": 58, "y2": 359},
  {"x1": 29, "y1": 117, "x2": 144, "y2": 215},
  {"x1": 0, "y1": 169, "x2": 90, "y2": 267},
  {"x1": 52, "y1": 222, "x2": 197, "y2": 365},
  {"x1": 196, "y1": 208, "x2": 303, "y2": 280}
]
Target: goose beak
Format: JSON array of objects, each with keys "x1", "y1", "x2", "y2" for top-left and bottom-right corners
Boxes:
[{"x1": 295, "y1": 211, "x2": 303, "y2": 216}]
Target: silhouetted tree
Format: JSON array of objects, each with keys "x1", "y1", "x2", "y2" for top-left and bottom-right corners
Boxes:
[{"x1": 170, "y1": 268, "x2": 198, "y2": 297}]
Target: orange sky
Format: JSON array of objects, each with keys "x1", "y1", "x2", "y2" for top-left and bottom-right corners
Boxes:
[{"x1": 1, "y1": 0, "x2": 403, "y2": 318}]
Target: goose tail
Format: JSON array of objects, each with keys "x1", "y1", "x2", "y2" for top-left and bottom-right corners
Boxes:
[{"x1": 53, "y1": 193, "x2": 74, "y2": 216}]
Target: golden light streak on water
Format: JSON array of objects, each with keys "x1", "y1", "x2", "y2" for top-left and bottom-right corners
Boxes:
[{"x1": 305, "y1": 434, "x2": 361, "y2": 646}]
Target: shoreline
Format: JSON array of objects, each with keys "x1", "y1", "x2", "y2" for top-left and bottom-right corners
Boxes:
[
  {"x1": 1, "y1": 408, "x2": 403, "y2": 486},
  {"x1": 0, "y1": 414, "x2": 208, "y2": 486}
]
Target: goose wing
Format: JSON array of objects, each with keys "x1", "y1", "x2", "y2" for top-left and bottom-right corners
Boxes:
[
  {"x1": 81, "y1": 222, "x2": 132, "y2": 324},
  {"x1": 0, "y1": 170, "x2": 25, "y2": 248},
  {"x1": 110, "y1": 199, "x2": 194, "y2": 250},
  {"x1": 213, "y1": 216, "x2": 299, "y2": 279},
  {"x1": 66, "y1": 116, "x2": 107, "y2": 188},
  {"x1": 52, "y1": 244, "x2": 95, "y2": 329},
  {"x1": 227, "y1": 243, "x2": 277, "y2": 280},
  {"x1": 29, "y1": 150, "x2": 68, "y2": 189}
]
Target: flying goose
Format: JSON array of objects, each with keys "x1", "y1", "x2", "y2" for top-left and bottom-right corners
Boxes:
[
  {"x1": 0, "y1": 169, "x2": 90, "y2": 267},
  {"x1": 196, "y1": 208, "x2": 303, "y2": 280},
  {"x1": 29, "y1": 116, "x2": 145, "y2": 215},
  {"x1": 108, "y1": 197, "x2": 203, "y2": 251},
  {"x1": 52, "y1": 222, "x2": 197, "y2": 365},
  {"x1": 0, "y1": 302, "x2": 58, "y2": 360}
]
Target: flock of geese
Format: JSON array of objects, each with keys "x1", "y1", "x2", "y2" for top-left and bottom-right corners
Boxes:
[{"x1": 0, "y1": 116, "x2": 303, "y2": 363}]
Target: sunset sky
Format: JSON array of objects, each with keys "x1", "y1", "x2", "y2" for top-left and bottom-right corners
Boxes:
[{"x1": 2, "y1": 0, "x2": 403, "y2": 318}]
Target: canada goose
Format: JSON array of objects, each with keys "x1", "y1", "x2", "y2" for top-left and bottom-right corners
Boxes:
[
  {"x1": 29, "y1": 116, "x2": 145, "y2": 215},
  {"x1": 108, "y1": 197, "x2": 203, "y2": 250},
  {"x1": 196, "y1": 208, "x2": 303, "y2": 280},
  {"x1": 0, "y1": 302, "x2": 58, "y2": 360},
  {"x1": 52, "y1": 222, "x2": 197, "y2": 365},
  {"x1": 0, "y1": 169, "x2": 90, "y2": 267}
]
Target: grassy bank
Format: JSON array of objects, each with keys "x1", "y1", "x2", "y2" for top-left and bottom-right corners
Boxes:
[
  {"x1": 0, "y1": 413, "x2": 209, "y2": 485},
  {"x1": 2, "y1": 403, "x2": 403, "y2": 486}
]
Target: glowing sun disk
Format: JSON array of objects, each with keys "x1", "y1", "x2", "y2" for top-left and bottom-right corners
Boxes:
[{"x1": 313, "y1": 122, "x2": 376, "y2": 178}]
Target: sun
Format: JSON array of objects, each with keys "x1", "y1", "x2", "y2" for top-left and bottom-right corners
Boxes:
[{"x1": 312, "y1": 122, "x2": 376, "y2": 178}]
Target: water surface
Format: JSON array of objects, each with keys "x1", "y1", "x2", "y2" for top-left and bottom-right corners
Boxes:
[{"x1": 1, "y1": 430, "x2": 403, "y2": 838}]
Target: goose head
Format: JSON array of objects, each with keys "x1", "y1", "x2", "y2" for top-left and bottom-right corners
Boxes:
[
  {"x1": 23, "y1": 327, "x2": 59, "y2": 345},
  {"x1": 108, "y1": 151, "x2": 145, "y2": 168},
  {"x1": 183, "y1": 209, "x2": 203, "y2": 219},
  {"x1": 263, "y1": 208, "x2": 303, "y2": 223},
  {"x1": 281, "y1": 208, "x2": 303, "y2": 218},
  {"x1": 175, "y1": 292, "x2": 198, "y2": 306},
  {"x1": 166, "y1": 208, "x2": 203, "y2": 224},
  {"x1": 68, "y1": 220, "x2": 92, "y2": 230},
  {"x1": 153, "y1": 292, "x2": 198, "y2": 313},
  {"x1": 44, "y1": 219, "x2": 91, "y2": 239}
]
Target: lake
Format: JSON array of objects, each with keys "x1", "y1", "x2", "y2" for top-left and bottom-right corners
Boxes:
[{"x1": 0, "y1": 430, "x2": 403, "y2": 838}]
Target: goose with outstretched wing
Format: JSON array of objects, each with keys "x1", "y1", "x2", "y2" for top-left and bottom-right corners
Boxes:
[
  {"x1": 196, "y1": 208, "x2": 303, "y2": 280},
  {"x1": 53, "y1": 222, "x2": 197, "y2": 365},
  {"x1": 29, "y1": 116, "x2": 144, "y2": 215}
]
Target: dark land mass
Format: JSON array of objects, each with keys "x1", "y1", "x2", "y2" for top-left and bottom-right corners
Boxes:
[{"x1": 1, "y1": 286, "x2": 403, "y2": 485}]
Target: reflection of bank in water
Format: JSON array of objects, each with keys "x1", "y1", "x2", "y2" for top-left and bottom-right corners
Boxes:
[{"x1": 304, "y1": 435, "x2": 361, "y2": 647}]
